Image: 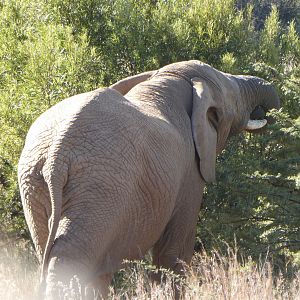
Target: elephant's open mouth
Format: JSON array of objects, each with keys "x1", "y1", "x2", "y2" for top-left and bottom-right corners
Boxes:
[{"x1": 245, "y1": 105, "x2": 268, "y2": 131}]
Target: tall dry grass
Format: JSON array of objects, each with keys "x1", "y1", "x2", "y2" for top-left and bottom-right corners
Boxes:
[
  {"x1": 111, "y1": 249, "x2": 300, "y2": 300},
  {"x1": 0, "y1": 239, "x2": 299, "y2": 300},
  {"x1": 0, "y1": 237, "x2": 39, "y2": 300}
]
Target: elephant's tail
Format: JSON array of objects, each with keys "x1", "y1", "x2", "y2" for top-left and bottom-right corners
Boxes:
[{"x1": 40, "y1": 158, "x2": 67, "y2": 285}]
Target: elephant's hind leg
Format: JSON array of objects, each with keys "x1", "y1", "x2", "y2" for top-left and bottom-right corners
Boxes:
[
  {"x1": 46, "y1": 252, "x2": 91, "y2": 299},
  {"x1": 46, "y1": 252, "x2": 112, "y2": 300}
]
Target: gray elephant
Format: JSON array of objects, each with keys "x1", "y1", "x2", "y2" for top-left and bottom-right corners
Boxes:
[{"x1": 18, "y1": 60, "x2": 280, "y2": 299}]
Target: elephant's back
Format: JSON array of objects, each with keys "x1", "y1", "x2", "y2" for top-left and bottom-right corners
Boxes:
[
  {"x1": 19, "y1": 86, "x2": 192, "y2": 266},
  {"x1": 56, "y1": 89, "x2": 190, "y2": 259},
  {"x1": 18, "y1": 87, "x2": 136, "y2": 197},
  {"x1": 19, "y1": 88, "x2": 131, "y2": 166},
  {"x1": 22, "y1": 88, "x2": 124, "y2": 149}
]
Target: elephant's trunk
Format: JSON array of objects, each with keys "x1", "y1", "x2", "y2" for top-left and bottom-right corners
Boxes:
[
  {"x1": 233, "y1": 75, "x2": 280, "y2": 131},
  {"x1": 238, "y1": 76, "x2": 280, "y2": 110}
]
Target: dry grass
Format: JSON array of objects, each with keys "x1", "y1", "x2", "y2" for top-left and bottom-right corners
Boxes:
[
  {"x1": 111, "y1": 250, "x2": 300, "y2": 300},
  {"x1": 0, "y1": 237, "x2": 39, "y2": 300},
  {"x1": 0, "y1": 240, "x2": 299, "y2": 300}
]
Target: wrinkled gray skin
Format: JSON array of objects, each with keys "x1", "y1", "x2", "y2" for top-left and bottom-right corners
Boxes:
[{"x1": 18, "y1": 60, "x2": 280, "y2": 299}]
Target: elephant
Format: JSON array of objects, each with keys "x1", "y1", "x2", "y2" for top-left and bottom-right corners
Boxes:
[{"x1": 18, "y1": 60, "x2": 280, "y2": 299}]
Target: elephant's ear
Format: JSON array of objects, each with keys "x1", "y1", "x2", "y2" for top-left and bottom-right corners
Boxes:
[
  {"x1": 191, "y1": 78, "x2": 219, "y2": 183},
  {"x1": 110, "y1": 70, "x2": 156, "y2": 95}
]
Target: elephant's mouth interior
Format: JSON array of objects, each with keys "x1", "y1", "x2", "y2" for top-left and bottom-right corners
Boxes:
[{"x1": 245, "y1": 105, "x2": 268, "y2": 131}]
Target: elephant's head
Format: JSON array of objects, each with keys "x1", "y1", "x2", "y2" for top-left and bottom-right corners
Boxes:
[
  {"x1": 112, "y1": 60, "x2": 280, "y2": 184},
  {"x1": 188, "y1": 63, "x2": 280, "y2": 183}
]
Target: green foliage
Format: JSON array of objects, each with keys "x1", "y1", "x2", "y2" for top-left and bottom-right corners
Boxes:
[
  {"x1": 0, "y1": 0, "x2": 299, "y2": 274},
  {"x1": 259, "y1": 6, "x2": 281, "y2": 65},
  {"x1": 0, "y1": 0, "x2": 103, "y2": 235},
  {"x1": 198, "y1": 4, "x2": 300, "y2": 271},
  {"x1": 199, "y1": 110, "x2": 300, "y2": 270},
  {"x1": 237, "y1": 0, "x2": 300, "y2": 31},
  {"x1": 46, "y1": 0, "x2": 256, "y2": 80}
]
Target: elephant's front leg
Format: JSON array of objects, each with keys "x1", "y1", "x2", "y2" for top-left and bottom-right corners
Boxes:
[
  {"x1": 152, "y1": 175, "x2": 204, "y2": 299},
  {"x1": 152, "y1": 219, "x2": 197, "y2": 299},
  {"x1": 86, "y1": 273, "x2": 113, "y2": 300}
]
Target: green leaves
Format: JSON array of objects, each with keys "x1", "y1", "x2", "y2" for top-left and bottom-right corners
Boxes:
[
  {"x1": 259, "y1": 6, "x2": 281, "y2": 65},
  {"x1": 0, "y1": 0, "x2": 102, "y2": 235}
]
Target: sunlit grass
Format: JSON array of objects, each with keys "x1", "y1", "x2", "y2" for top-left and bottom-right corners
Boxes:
[
  {"x1": 0, "y1": 237, "x2": 39, "y2": 300},
  {"x1": 0, "y1": 239, "x2": 299, "y2": 300}
]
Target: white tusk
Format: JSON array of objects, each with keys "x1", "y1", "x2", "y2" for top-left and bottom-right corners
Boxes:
[{"x1": 245, "y1": 119, "x2": 268, "y2": 130}]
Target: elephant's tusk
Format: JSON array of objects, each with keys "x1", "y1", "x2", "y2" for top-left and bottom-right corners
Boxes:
[{"x1": 245, "y1": 119, "x2": 267, "y2": 130}]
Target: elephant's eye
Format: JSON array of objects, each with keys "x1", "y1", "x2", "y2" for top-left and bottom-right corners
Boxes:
[{"x1": 207, "y1": 107, "x2": 219, "y2": 130}]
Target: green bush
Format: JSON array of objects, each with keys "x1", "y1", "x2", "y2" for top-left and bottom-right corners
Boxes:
[{"x1": 0, "y1": 0, "x2": 102, "y2": 235}]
